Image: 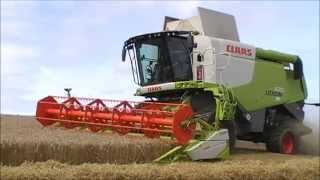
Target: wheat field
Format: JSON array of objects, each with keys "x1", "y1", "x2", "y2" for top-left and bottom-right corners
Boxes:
[
  {"x1": 1, "y1": 115, "x2": 319, "y2": 180},
  {"x1": 0, "y1": 115, "x2": 172, "y2": 165},
  {"x1": 1, "y1": 158, "x2": 319, "y2": 180}
]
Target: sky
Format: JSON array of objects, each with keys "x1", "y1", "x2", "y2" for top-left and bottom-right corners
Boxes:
[{"x1": 1, "y1": 1, "x2": 319, "y2": 115}]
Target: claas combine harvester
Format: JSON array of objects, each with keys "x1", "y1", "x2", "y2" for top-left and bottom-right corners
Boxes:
[{"x1": 36, "y1": 8, "x2": 311, "y2": 162}]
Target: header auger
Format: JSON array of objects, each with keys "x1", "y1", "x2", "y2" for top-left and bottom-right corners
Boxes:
[{"x1": 36, "y1": 96, "x2": 196, "y2": 144}]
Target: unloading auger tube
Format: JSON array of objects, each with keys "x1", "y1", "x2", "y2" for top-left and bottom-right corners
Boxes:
[{"x1": 36, "y1": 96, "x2": 197, "y2": 144}]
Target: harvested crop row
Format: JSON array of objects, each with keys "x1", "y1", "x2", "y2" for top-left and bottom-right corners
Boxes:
[
  {"x1": 1, "y1": 157, "x2": 319, "y2": 180},
  {"x1": 0, "y1": 115, "x2": 172, "y2": 165}
]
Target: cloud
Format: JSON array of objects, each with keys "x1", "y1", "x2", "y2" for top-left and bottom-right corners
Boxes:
[
  {"x1": 1, "y1": 1, "x2": 319, "y2": 115},
  {"x1": 162, "y1": 1, "x2": 200, "y2": 18},
  {"x1": 21, "y1": 60, "x2": 142, "y2": 103},
  {"x1": 170, "y1": 1, "x2": 200, "y2": 17},
  {"x1": 1, "y1": 1, "x2": 37, "y2": 18},
  {"x1": 1, "y1": 1, "x2": 38, "y2": 38},
  {"x1": 1, "y1": 1, "x2": 40, "y2": 77},
  {"x1": 0, "y1": 43, "x2": 40, "y2": 115},
  {"x1": 1, "y1": 44, "x2": 40, "y2": 76}
]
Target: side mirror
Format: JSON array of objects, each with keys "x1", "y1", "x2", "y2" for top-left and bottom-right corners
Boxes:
[
  {"x1": 122, "y1": 44, "x2": 134, "y2": 62},
  {"x1": 293, "y1": 58, "x2": 303, "y2": 79},
  {"x1": 121, "y1": 46, "x2": 127, "y2": 62}
]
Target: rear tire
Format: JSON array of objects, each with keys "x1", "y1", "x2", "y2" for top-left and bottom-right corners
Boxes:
[{"x1": 266, "y1": 128, "x2": 296, "y2": 154}]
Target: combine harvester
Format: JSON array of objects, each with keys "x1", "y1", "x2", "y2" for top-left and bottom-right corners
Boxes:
[{"x1": 36, "y1": 7, "x2": 311, "y2": 162}]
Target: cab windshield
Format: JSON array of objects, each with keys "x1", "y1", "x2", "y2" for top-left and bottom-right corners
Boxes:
[{"x1": 124, "y1": 32, "x2": 193, "y2": 86}]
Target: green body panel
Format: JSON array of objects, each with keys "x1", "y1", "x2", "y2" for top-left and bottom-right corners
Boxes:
[
  {"x1": 256, "y1": 48, "x2": 298, "y2": 64},
  {"x1": 204, "y1": 85, "x2": 237, "y2": 122},
  {"x1": 176, "y1": 81, "x2": 237, "y2": 121},
  {"x1": 216, "y1": 146, "x2": 230, "y2": 159},
  {"x1": 232, "y1": 59, "x2": 306, "y2": 112},
  {"x1": 175, "y1": 80, "x2": 207, "y2": 89},
  {"x1": 154, "y1": 137, "x2": 229, "y2": 163}
]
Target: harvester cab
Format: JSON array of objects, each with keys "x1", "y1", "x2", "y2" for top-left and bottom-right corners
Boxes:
[{"x1": 36, "y1": 7, "x2": 311, "y2": 162}]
